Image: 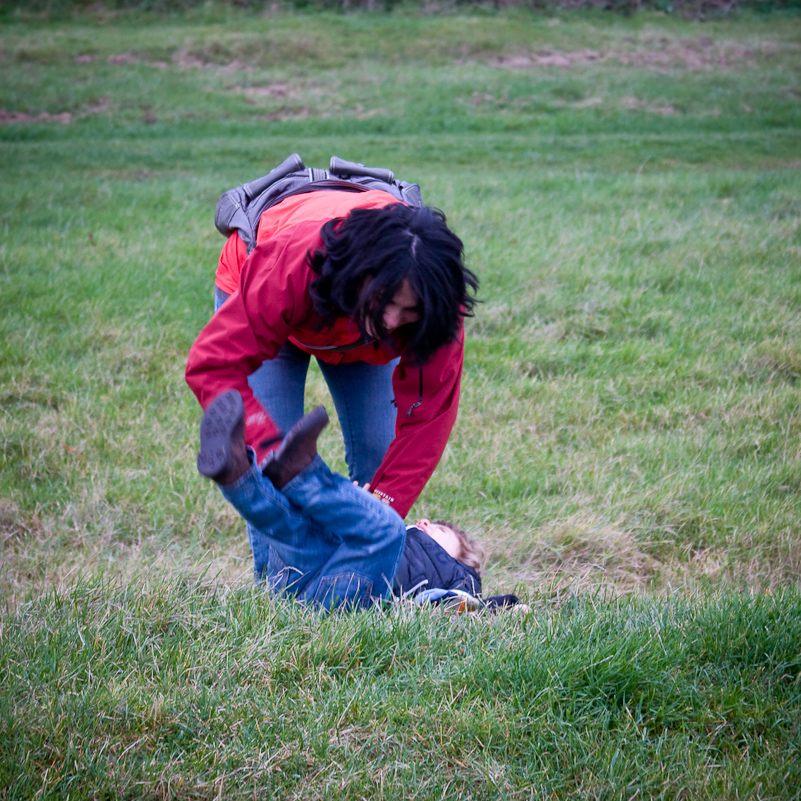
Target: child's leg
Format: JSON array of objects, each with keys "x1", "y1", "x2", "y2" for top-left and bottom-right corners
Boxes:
[
  {"x1": 218, "y1": 456, "x2": 335, "y2": 595},
  {"x1": 280, "y1": 456, "x2": 406, "y2": 609}
]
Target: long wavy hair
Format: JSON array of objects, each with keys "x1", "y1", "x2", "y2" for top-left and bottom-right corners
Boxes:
[{"x1": 307, "y1": 203, "x2": 478, "y2": 364}]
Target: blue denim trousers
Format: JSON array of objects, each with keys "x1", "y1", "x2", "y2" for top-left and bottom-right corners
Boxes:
[
  {"x1": 215, "y1": 287, "x2": 399, "y2": 487},
  {"x1": 220, "y1": 453, "x2": 406, "y2": 609}
]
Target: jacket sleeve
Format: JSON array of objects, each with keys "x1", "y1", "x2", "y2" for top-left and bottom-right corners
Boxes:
[
  {"x1": 369, "y1": 326, "x2": 464, "y2": 519},
  {"x1": 185, "y1": 224, "x2": 318, "y2": 461}
]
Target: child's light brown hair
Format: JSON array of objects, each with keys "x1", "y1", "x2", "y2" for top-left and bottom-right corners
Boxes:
[{"x1": 434, "y1": 520, "x2": 485, "y2": 572}]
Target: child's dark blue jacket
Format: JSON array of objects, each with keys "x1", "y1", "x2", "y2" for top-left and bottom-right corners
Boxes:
[{"x1": 392, "y1": 526, "x2": 481, "y2": 598}]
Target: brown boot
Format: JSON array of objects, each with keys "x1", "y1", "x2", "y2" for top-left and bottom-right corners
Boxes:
[
  {"x1": 197, "y1": 390, "x2": 250, "y2": 485},
  {"x1": 262, "y1": 405, "x2": 329, "y2": 489}
]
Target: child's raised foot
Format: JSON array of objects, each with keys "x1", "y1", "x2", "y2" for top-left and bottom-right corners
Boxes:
[{"x1": 197, "y1": 389, "x2": 250, "y2": 485}]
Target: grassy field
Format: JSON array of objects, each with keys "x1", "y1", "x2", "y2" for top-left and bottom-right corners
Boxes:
[
  {"x1": 1, "y1": 4, "x2": 800, "y2": 798},
  {"x1": 2, "y1": 580, "x2": 800, "y2": 799}
]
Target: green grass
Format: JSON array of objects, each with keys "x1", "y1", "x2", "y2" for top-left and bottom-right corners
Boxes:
[
  {"x1": 1, "y1": 6, "x2": 800, "y2": 796},
  {"x1": 2, "y1": 579, "x2": 800, "y2": 799}
]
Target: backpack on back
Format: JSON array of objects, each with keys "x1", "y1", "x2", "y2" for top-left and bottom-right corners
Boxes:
[{"x1": 215, "y1": 154, "x2": 425, "y2": 255}]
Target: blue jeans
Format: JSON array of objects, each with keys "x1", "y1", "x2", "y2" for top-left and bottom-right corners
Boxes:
[
  {"x1": 220, "y1": 454, "x2": 406, "y2": 609},
  {"x1": 215, "y1": 287, "x2": 398, "y2": 486}
]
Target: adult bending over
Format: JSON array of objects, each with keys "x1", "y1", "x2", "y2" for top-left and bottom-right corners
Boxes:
[{"x1": 186, "y1": 188, "x2": 478, "y2": 517}]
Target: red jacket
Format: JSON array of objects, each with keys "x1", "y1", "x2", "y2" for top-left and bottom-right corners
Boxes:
[{"x1": 185, "y1": 190, "x2": 464, "y2": 518}]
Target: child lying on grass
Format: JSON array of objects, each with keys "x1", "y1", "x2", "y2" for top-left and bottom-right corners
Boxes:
[{"x1": 196, "y1": 389, "x2": 518, "y2": 611}]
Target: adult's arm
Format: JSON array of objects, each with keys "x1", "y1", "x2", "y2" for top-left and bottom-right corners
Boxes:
[
  {"x1": 185, "y1": 224, "x2": 318, "y2": 461},
  {"x1": 369, "y1": 327, "x2": 464, "y2": 519}
]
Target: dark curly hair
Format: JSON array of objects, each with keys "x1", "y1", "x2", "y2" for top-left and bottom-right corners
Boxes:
[{"x1": 307, "y1": 203, "x2": 479, "y2": 364}]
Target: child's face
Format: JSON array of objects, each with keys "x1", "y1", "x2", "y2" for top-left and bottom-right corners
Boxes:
[{"x1": 415, "y1": 519, "x2": 461, "y2": 560}]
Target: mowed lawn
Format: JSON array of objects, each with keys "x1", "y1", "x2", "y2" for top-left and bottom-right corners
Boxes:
[{"x1": 1, "y1": 5, "x2": 800, "y2": 799}]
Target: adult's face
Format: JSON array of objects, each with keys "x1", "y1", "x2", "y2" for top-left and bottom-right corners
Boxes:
[{"x1": 365, "y1": 278, "x2": 420, "y2": 337}]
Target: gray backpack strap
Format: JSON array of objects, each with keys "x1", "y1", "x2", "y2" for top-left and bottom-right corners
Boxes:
[
  {"x1": 329, "y1": 156, "x2": 423, "y2": 207},
  {"x1": 215, "y1": 154, "x2": 425, "y2": 255},
  {"x1": 243, "y1": 153, "x2": 305, "y2": 200},
  {"x1": 214, "y1": 153, "x2": 305, "y2": 254},
  {"x1": 330, "y1": 156, "x2": 394, "y2": 183}
]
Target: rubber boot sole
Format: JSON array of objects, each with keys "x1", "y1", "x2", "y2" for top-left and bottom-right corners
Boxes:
[
  {"x1": 197, "y1": 389, "x2": 246, "y2": 482},
  {"x1": 263, "y1": 405, "x2": 329, "y2": 489}
]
